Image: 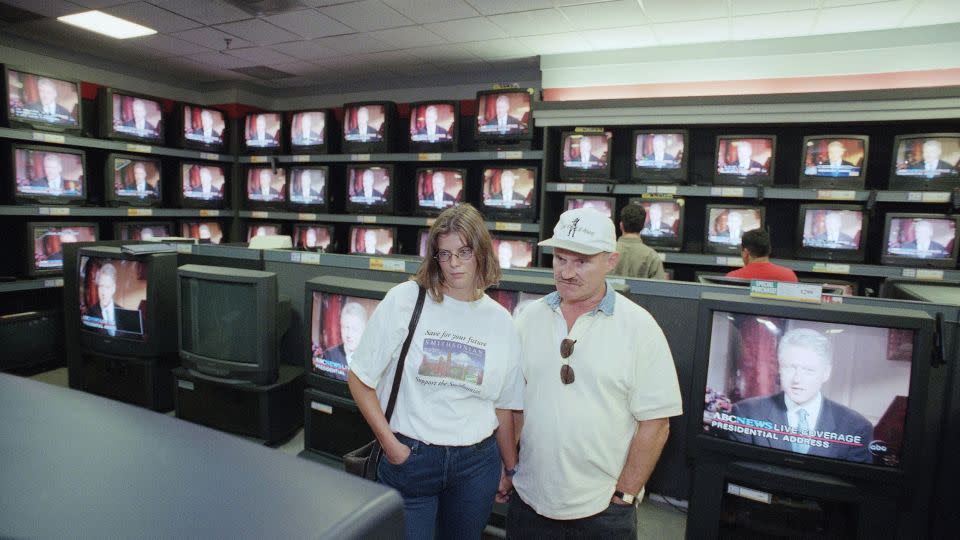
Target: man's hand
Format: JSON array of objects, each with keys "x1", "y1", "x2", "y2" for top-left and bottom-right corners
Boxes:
[{"x1": 496, "y1": 470, "x2": 514, "y2": 503}]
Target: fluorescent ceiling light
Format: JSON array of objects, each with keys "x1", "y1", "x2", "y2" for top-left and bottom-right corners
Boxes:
[{"x1": 58, "y1": 10, "x2": 156, "y2": 39}]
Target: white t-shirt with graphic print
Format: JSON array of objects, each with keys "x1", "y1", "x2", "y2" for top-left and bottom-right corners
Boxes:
[{"x1": 349, "y1": 280, "x2": 524, "y2": 446}]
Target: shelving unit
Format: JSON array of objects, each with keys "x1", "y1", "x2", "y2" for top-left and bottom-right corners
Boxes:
[
  {"x1": 0, "y1": 205, "x2": 233, "y2": 218},
  {"x1": 0, "y1": 127, "x2": 231, "y2": 161},
  {"x1": 237, "y1": 150, "x2": 543, "y2": 164}
]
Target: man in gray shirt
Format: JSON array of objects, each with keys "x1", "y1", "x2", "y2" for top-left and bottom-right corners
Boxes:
[{"x1": 612, "y1": 204, "x2": 666, "y2": 280}]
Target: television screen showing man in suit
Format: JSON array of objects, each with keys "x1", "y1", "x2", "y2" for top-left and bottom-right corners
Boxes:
[
  {"x1": 33, "y1": 226, "x2": 96, "y2": 270},
  {"x1": 562, "y1": 133, "x2": 611, "y2": 170},
  {"x1": 289, "y1": 168, "x2": 326, "y2": 205},
  {"x1": 181, "y1": 163, "x2": 226, "y2": 201},
  {"x1": 703, "y1": 314, "x2": 913, "y2": 467},
  {"x1": 7, "y1": 70, "x2": 80, "y2": 127},
  {"x1": 416, "y1": 168, "x2": 462, "y2": 210},
  {"x1": 635, "y1": 132, "x2": 684, "y2": 169},
  {"x1": 347, "y1": 166, "x2": 390, "y2": 207},
  {"x1": 244, "y1": 113, "x2": 282, "y2": 148},
  {"x1": 802, "y1": 209, "x2": 862, "y2": 250},
  {"x1": 79, "y1": 256, "x2": 147, "y2": 339},
  {"x1": 118, "y1": 223, "x2": 173, "y2": 241},
  {"x1": 893, "y1": 136, "x2": 960, "y2": 179},
  {"x1": 803, "y1": 138, "x2": 865, "y2": 178},
  {"x1": 886, "y1": 217, "x2": 956, "y2": 260},
  {"x1": 637, "y1": 200, "x2": 681, "y2": 239},
  {"x1": 410, "y1": 103, "x2": 455, "y2": 143},
  {"x1": 246, "y1": 167, "x2": 286, "y2": 202},
  {"x1": 15, "y1": 149, "x2": 85, "y2": 197},
  {"x1": 565, "y1": 197, "x2": 613, "y2": 218},
  {"x1": 294, "y1": 225, "x2": 332, "y2": 252},
  {"x1": 482, "y1": 168, "x2": 535, "y2": 209},
  {"x1": 114, "y1": 158, "x2": 160, "y2": 200},
  {"x1": 343, "y1": 105, "x2": 384, "y2": 143},
  {"x1": 490, "y1": 237, "x2": 534, "y2": 269},
  {"x1": 708, "y1": 208, "x2": 763, "y2": 246},
  {"x1": 349, "y1": 226, "x2": 394, "y2": 255},
  {"x1": 246, "y1": 223, "x2": 281, "y2": 241},
  {"x1": 717, "y1": 137, "x2": 773, "y2": 176},
  {"x1": 290, "y1": 111, "x2": 326, "y2": 147},
  {"x1": 181, "y1": 222, "x2": 223, "y2": 244},
  {"x1": 183, "y1": 106, "x2": 225, "y2": 146},
  {"x1": 112, "y1": 95, "x2": 162, "y2": 140},
  {"x1": 476, "y1": 92, "x2": 530, "y2": 136},
  {"x1": 311, "y1": 293, "x2": 381, "y2": 382}
]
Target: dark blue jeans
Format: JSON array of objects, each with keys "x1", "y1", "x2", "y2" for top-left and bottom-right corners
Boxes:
[
  {"x1": 378, "y1": 432, "x2": 501, "y2": 540},
  {"x1": 506, "y1": 492, "x2": 637, "y2": 539}
]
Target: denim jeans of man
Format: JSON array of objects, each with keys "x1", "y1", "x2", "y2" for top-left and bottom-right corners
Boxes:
[
  {"x1": 505, "y1": 492, "x2": 637, "y2": 539},
  {"x1": 378, "y1": 432, "x2": 501, "y2": 540}
]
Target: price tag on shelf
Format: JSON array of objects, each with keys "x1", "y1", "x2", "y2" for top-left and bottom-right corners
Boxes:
[
  {"x1": 357, "y1": 215, "x2": 377, "y2": 224},
  {"x1": 812, "y1": 263, "x2": 851, "y2": 274},
  {"x1": 907, "y1": 192, "x2": 923, "y2": 202},
  {"x1": 250, "y1": 211, "x2": 269, "y2": 219},
  {"x1": 198, "y1": 209, "x2": 220, "y2": 217},
  {"x1": 199, "y1": 152, "x2": 219, "y2": 161},
  {"x1": 496, "y1": 151, "x2": 524, "y2": 160},
  {"x1": 495, "y1": 222, "x2": 522, "y2": 231},
  {"x1": 559, "y1": 183, "x2": 584, "y2": 193},
  {"x1": 292, "y1": 155, "x2": 311, "y2": 163},
  {"x1": 43, "y1": 278, "x2": 64, "y2": 288},
  {"x1": 175, "y1": 243, "x2": 193, "y2": 254},
  {"x1": 650, "y1": 185, "x2": 678, "y2": 195},
  {"x1": 922, "y1": 192, "x2": 950, "y2": 203},
  {"x1": 39, "y1": 207, "x2": 70, "y2": 216},
  {"x1": 720, "y1": 187, "x2": 745, "y2": 197},
  {"x1": 311, "y1": 401, "x2": 333, "y2": 414},
  {"x1": 369, "y1": 258, "x2": 406, "y2": 272},
  {"x1": 750, "y1": 280, "x2": 822, "y2": 304},
  {"x1": 351, "y1": 154, "x2": 371, "y2": 161},
  {"x1": 715, "y1": 256, "x2": 743, "y2": 267},
  {"x1": 916, "y1": 269, "x2": 945, "y2": 281},
  {"x1": 289, "y1": 252, "x2": 302, "y2": 263},
  {"x1": 127, "y1": 208, "x2": 153, "y2": 217},
  {"x1": 297, "y1": 213, "x2": 318, "y2": 221},
  {"x1": 418, "y1": 153, "x2": 442, "y2": 161},
  {"x1": 301, "y1": 252, "x2": 321, "y2": 265},
  {"x1": 126, "y1": 143, "x2": 152, "y2": 153},
  {"x1": 33, "y1": 132, "x2": 65, "y2": 144},
  {"x1": 816, "y1": 189, "x2": 856, "y2": 200},
  {"x1": 710, "y1": 187, "x2": 723, "y2": 197},
  {"x1": 249, "y1": 156, "x2": 268, "y2": 163}
]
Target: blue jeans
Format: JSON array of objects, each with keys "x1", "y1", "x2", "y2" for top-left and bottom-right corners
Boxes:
[
  {"x1": 378, "y1": 432, "x2": 501, "y2": 540},
  {"x1": 506, "y1": 492, "x2": 637, "y2": 539}
]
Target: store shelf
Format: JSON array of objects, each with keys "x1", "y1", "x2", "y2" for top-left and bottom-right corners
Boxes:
[
  {"x1": 237, "y1": 150, "x2": 543, "y2": 164},
  {"x1": 263, "y1": 250, "x2": 422, "y2": 273},
  {"x1": 0, "y1": 277, "x2": 63, "y2": 293},
  {"x1": 0, "y1": 206, "x2": 234, "y2": 218},
  {"x1": 238, "y1": 210, "x2": 539, "y2": 233},
  {"x1": 0, "y1": 127, "x2": 232, "y2": 161}
]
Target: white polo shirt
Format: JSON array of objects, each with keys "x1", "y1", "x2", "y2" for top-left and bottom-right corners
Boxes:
[{"x1": 513, "y1": 283, "x2": 682, "y2": 520}]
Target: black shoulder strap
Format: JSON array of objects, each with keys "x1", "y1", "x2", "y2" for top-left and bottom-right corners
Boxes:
[{"x1": 383, "y1": 286, "x2": 426, "y2": 422}]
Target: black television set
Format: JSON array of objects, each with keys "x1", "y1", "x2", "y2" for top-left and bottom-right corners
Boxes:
[
  {"x1": 105, "y1": 153, "x2": 162, "y2": 207},
  {"x1": 305, "y1": 276, "x2": 394, "y2": 397},
  {"x1": 288, "y1": 109, "x2": 331, "y2": 154},
  {"x1": 178, "y1": 264, "x2": 288, "y2": 386},
  {"x1": 563, "y1": 195, "x2": 615, "y2": 219},
  {"x1": 704, "y1": 204, "x2": 765, "y2": 255},
  {"x1": 345, "y1": 164, "x2": 394, "y2": 214},
  {"x1": 245, "y1": 166, "x2": 287, "y2": 211},
  {"x1": 799, "y1": 135, "x2": 868, "y2": 189},
  {"x1": 176, "y1": 103, "x2": 227, "y2": 152},
  {"x1": 287, "y1": 166, "x2": 329, "y2": 212},
  {"x1": 181, "y1": 221, "x2": 224, "y2": 244},
  {"x1": 97, "y1": 88, "x2": 164, "y2": 144},
  {"x1": 479, "y1": 166, "x2": 538, "y2": 222},
  {"x1": 348, "y1": 225, "x2": 397, "y2": 256},
  {"x1": 3, "y1": 65, "x2": 81, "y2": 133},
  {"x1": 243, "y1": 112, "x2": 283, "y2": 154},
  {"x1": 881, "y1": 213, "x2": 959, "y2": 268},
  {"x1": 631, "y1": 130, "x2": 688, "y2": 183},
  {"x1": 114, "y1": 221, "x2": 175, "y2": 241},
  {"x1": 559, "y1": 130, "x2": 613, "y2": 182},
  {"x1": 178, "y1": 161, "x2": 227, "y2": 209},
  {"x1": 342, "y1": 101, "x2": 396, "y2": 153},
  {"x1": 25, "y1": 222, "x2": 97, "y2": 277},
  {"x1": 491, "y1": 235, "x2": 536, "y2": 269},
  {"x1": 247, "y1": 222, "x2": 283, "y2": 242},
  {"x1": 796, "y1": 204, "x2": 868, "y2": 263},
  {"x1": 414, "y1": 167, "x2": 464, "y2": 216},
  {"x1": 10, "y1": 144, "x2": 86, "y2": 205},
  {"x1": 293, "y1": 224, "x2": 334, "y2": 252},
  {"x1": 889, "y1": 133, "x2": 960, "y2": 190},
  {"x1": 628, "y1": 197, "x2": 685, "y2": 252},
  {"x1": 408, "y1": 100, "x2": 459, "y2": 152},
  {"x1": 485, "y1": 274, "x2": 554, "y2": 318},
  {"x1": 77, "y1": 246, "x2": 179, "y2": 359},
  {"x1": 714, "y1": 135, "x2": 776, "y2": 186},
  {"x1": 474, "y1": 89, "x2": 533, "y2": 148},
  {"x1": 689, "y1": 292, "x2": 934, "y2": 485}
]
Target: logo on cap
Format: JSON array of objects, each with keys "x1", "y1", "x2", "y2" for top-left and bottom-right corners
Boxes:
[{"x1": 568, "y1": 218, "x2": 580, "y2": 237}]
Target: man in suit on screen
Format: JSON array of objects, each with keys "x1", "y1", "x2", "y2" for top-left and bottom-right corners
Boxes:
[
  {"x1": 640, "y1": 203, "x2": 674, "y2": 236},
  {"x1": 295, "y1": 170, "x2": 323, "y2": 203},
  {"x1": 414, "y1": 105, "x2": 449, "y2": 142},
  {"x1": 489, "y1": 169, "x2": 526, "y2": 206},
  {"x1": 122, "y1": 98, "x2": 156, "y2": 134},
  {"x1": 255, "y1": 169, "x2": 280, "y2": 200},
  {"x1": 485, "y1": 94, "x2": 521, "y2": 132},
  {"x1": 354, "y1": 169, "x2": 383, "y2": 202},
  {"x1": 907, "y1": 140, "x2": 956, "y2": 175},
  {"x1": 28, "y1": 77, "x2": 72, "y2": 120},
  {"x1": 293, "y1": 113, "x2": 322, "y2": 145},
  {"x1": 321, "y1": 301, "x2": 369, "y2": 380},
  {"x1": 901, "y1": 219, "x2": 948, "y2": 256},
  {"x1": 347, "y1": 106, "x2": 379, "y2": 141},
  {"x1": 426, "y1": 170, "x2": 457, "y2": 207},
  {"x1": 191, "y1": 109, "x2": 220, "y2": 142},
  {"x1": 812, "y1": 212, "x2": 856, "y2": 248},
  {"x1": 30, "y1": 153, "x2": 77, "y2": 195},
  {"x1": 726, "y1": 328, "x2": 874, "y2": 463},
  {"x1": 84, "y1": 263, "x2": 141, "y2": 337},
  {"x1": 641, "y1": 134, "x2": 676, "y2": 166}
]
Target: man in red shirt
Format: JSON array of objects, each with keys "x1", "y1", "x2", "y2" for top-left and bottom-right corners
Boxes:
[{"x1": 726, "y1": 229, "x2": 798, "y2": 282}]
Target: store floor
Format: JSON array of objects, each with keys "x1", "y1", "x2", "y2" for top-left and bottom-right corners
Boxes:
[{"x1": 28, "y1": 368, "x2": 687, "y2": 539}]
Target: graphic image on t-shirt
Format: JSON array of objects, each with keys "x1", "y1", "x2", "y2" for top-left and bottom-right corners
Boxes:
[{"x1": 417, "y1": 338, "x2": 485, "y2": 387}]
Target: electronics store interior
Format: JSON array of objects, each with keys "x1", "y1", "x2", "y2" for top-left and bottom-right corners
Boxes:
[{"x1": 1, "y1": 2, "x2": 959, "y2": 539}]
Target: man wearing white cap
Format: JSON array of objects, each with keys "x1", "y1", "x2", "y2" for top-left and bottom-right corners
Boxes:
[{"x1": 506, "y1": 207, "x2": 682, "y2": 539}]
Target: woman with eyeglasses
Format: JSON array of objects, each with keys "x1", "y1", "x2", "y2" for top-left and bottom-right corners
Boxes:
[{"x1": 348, "y1": 203, "x2": 523, "y2": 540}]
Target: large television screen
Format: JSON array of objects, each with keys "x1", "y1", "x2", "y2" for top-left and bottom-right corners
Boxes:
[
  {"x1": 289, "y1": 110, "x2": 327, "y2": 149},
  {"x1": 288, "y1": 167, "x2": 327, "y2": 207},
  {"x1": 715, "y1": 136, "x2": 776, "y2": 186},
  {"x1": 247, "y1": 223, "x2": 282, "y2": 241},
  {"x1": 560, "y1": 131, "x2": 612, "y2": 180},
  {"x1": 310, "y1": 292, "x2": 381, "y2": 382},
  {"x1": 180, "y1": 162, "x2": 226, "y2": 202},
  {"x1": 883, "y1": 214, "x2": 958, "y2": 266},
  {"x1": 116, "y1": 222, "x2": 173, "y2": 241},
  {"x1": 181, "y1": 221, "x2": 223, "y2": 244},
  {"x1": 632, "y1": 130, "x2": 687, "y2": 182},
  {"x1": 891, "y1": 134, "x2": 960, "y2": 184},
  {"x1": 630, "y1": 198, "x2": 684, "y2": 251},
  {"x1": 31, "y1": 224, "x2": 97, "y2": 272},
  {"x1": 800, "y1": 135, "x2": 867, "y2": 188},
  {"x1": 409, "y1": 102, "x2": 457, "y2": 145},
  {"x1": 111, "y1": 155, "x2": 161, "y2": 204},
  {"x1": 349, "y1": 226, "x2": 395, "y2": 255},
  {"x1": 481, "y1": 167, "x2": 535, "y2": 210},
  {"x1": 706, "y1": 206, "x2": 764, "y2": 253},
  {"x1": 246, "y1": 167, "x2": 287, "y2": 205},
  {"x1": 79, "y1": 255, "x2": 147, "y2": 340},
  {"x1": 346, "y1": 165, "x2": 392, "y2": 213},
  {"x1": 702, "y1": 311, "x2": 914, "y2": 468},
  {"x1": 6, "y1": 68, "x2": 80, "y2": 130},
  {"x1": 111, "y1": 93, "x2": 163, "y2": 142},
  {"x1": 182, "y1": 105, "x2": 226, "y2": 149},
  {"x1": 491, "y1": 236, "x2": 535, "y2": 269},
  {"x1": 13, "y1": 146, "x2": 85, "y2": 202},
  {"x1": 801, "y1": 207, "x2": 864, "y2": 250},
  {"x1": 343, "y1": 103, "x2": 385, "y2": 144},
  {"x1": 293, "y1": 224, "x2": 333, "y2": 252},
  {"x1": 415, "y1": 167, "x2": 463, "y2": 214},
  {"x1": 244, "y1": 112, "x2": 282, "y2": 150},
  {"x1": 564, "y1": 196, "x2": 614, "y2": 219},
  {"x1": 475, "y1": 90, "x2": 531, "y2": 138}
]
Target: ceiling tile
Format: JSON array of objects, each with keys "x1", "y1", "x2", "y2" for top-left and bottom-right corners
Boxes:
[
  {"x1": 145, "y1": 0, "x2": 251, "y2": 25},
  {"x1": 2, "y1": 0, "x2": 84, "y2": 17},
  {"x1": 458, "y1": 38, "x2": 537, "y2": 60},
  {"x1": 225, "y1": 46, "x2": 297, "y2": 65},
  {"x1": 366, "y1": 26, "x2": 446, "y2": 49},
  {"x1": 424, "y1": 17, "x2": 509, "y2": 42},
  {"x1": 215, "y1": 19, "x2": 301, "y2": 45},
  {"x1": 466, "y1": 0, "x2": 554, "y2": 15},
  {"x1": 319, "y1": 0, "x2": 414, "y2": 31},
  {"x1": 821, "y1": 0, "x2": 894, "y2": 6},
  {"x1": 269, "y1": 40, "x2": 342, "y2": 60},
  {"x1": 271, "y1": 60, "x2": 326, "y2": 76},
  {"x1": 171, "y1": 27, "x2": 252, "y2": 50},
  {"x1": 518, "y1": 31, "x2": 590, "y2": 55},
  {"x1": 551, "y1": 0, "x2": 614, "y2": 6},
  {"x1": 69, "y1": 0, "x2": 129, "y2": 7},
  {"x1": 488, "y1": 9, "x2": 573, "y2": 36},
  {"x1": 652, "y1": 18, "x2": 730, "y2": 45},
  {"x1": 383, "y1": 0, "x2": 479, "y2": 23},
  {"x1": 102, "y1": 2, "x2": 203, "y2": 33},
  {"x1": 580, "y1": 25, "x2": 656, "y2": 50},
  {"x1": 641, "y1": 0, "x2": 728, "y2": 23},
  {"x1": 315, "y1": 33, "x2": 394, "y2": 55},
  {"x1": 814, "y1": 1, "x2": 914, "y2": 34},
  {"x1": 263, "y1": 9, "x2": 354, "y2": 39},
  {"x1": 900, "y1": 0, "x2": 960, "y2": 26},
  {"x1": 405, "y1": 42, "x2": 482, "y2": 62},
  {"x1": 186, "y1": 51, "x2": 259, "y2": 69},
  {"x1": 731, "y1": 10, "x2": 817, "y2": 40},
  {"x1": 133, "y1": 34, "x2": 212, "y2": 56},
  {"x1": 560, "y1": 0, "x2": 649, "y2": 29},
  {"x1": 730, "y1": 0, "x2": 818, "y2": 17},
  {"x1": 435, "y1": 59, "x2": 493, "y2": 74}
]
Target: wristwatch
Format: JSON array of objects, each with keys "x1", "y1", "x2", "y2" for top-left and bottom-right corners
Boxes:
[
  {"x1": 613, "y1": 490, "x2": 636, "y2": 505},
  {"x1": 504, "y1": 466, "x2": 517, "y2": 477}
]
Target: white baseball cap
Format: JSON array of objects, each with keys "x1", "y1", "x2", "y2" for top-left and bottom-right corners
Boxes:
[{"x1": 538, "y1": 207, "x2": 616, "y2": 255}]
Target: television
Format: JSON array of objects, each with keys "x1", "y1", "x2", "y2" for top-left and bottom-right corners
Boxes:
[
  {"x1": 479, "y1": 166, "x2": 538, "y2": 222},
  {"x1": 293, "y1": 224, "x2": 334, "y2": 252},
  {"x1": 631, "y1": 130, "x2": 688, "y2": 183},
  {"x1": 563, "y1": 196, "x2": 615, "y2": 219},
  {"x1": 559, "y1": 130, "x2": 613, "y2": 181},
  {"x1": 3, "y1": 65, "x2": 81, "y2": 133},
  {"x1": 491, "y1": 235, "x2": 536, "y2": 269},
  {"x1": 105, "y1": 153, "x2": 162, "y2": 207},
  {"x1": 181, "y1": 221, "x2": 224, "y2": 244},
  {"x1": 97, "y1": 88, "x2": 164, "y2": 144},
  {"x1": 342, "y1": 101, "x2": 397, "y2": 153},
  {"x1": 348, "y1": 225, "x2": 396, "y2": 255},
  {"x1": 245, "y1": 166, "x2": 287, "y2": 211},
  {"x1": 10, "y1": 144, "x2": 86, "y2": 205},
  {"x1": 889, "y1": 133, "x2": 960, "y2": 190},
  {"x1": 77, "y1": 246, "x2": 179, "y2": 358},
  {"x1": 474, "y1": 89, "x2": 533, "y2": 148},
  {"x1": 689, "y1": 292, "x2": 934, "y2": 484},
  {"x1": 304, "y1": 276, "x2": 395, "y2": 396},
  {"x1": 178, "y1": 161, "x2": 227, "y2": 209},
  {"x1": 177, "y1": 103, "x2": 227, "y2": 152},
  {"x1": 704, "y1": 205, "x2": 765, "y2": 255},
  {"x1": 345, "y1": 164, "x2": 394, "y2": 214},
  {"x1": 287, "y1": 167, "x2": 329, "y2": 212},
  {"x1": 796, "y1": 204, "x2": 867, "y2": 263},
  {"x1": 628, "y1": 197, "x2": 685, "y2": 252},
  {"x1": 178, "y1": 264, "x2": 287, "y2": 385},
  {"x1": 417, "y1": 228, "x2": 429, "y2": 257},
  {"x1": 408, "y1": 100, "x2": 459, "y2": 152},
  {"x1": 799, "y1": 135, "x2": 868, "y2": 189},
  {"x1": 247, "y1": 222, "x2": 283, "y2": 242},
  {"x1": 881, "y1": 213, "x2": 960, "y2": 268},
  {"x1": 714, "y1": 135, "x2": 776, "y2": 186},
  {"x1": 288, "y1": 109, "x2": 331, "y2": 154},
  {"x1": 114, "y1": 221, "x2": 175, "y2": 241},
  {"x1": 414, "y1": 167, "x2": 465, "y2": 216},
  {"x1": 25, "y1": 222, "x2": 97, "y2": 277},
  {"x1": 243, "y1": 112, "x2": 283, "y2": 154},
  {"x1": 485, "y1": 274, "x2": 554, "y2": 319}
]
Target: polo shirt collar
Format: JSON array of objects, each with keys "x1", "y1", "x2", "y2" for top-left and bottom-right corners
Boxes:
[{"x1": 544, "y1": 280, "x2": 616, "y2": 315}]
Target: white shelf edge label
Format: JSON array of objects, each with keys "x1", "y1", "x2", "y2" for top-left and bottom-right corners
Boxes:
[
  {"x1": 292, "y1": 155, "x2": 311, "y2": 162},
  {"x1": 812, "y1": 263, "x2": 851, "y2": 274},
  {"x1": 720, "y1": 187, "x2": 745, "y2": 197},
  {"x1": 44, "y1": 278, "x2": 64, "y2": 288},
  {"x1": 126, "y1": 143, "x2": 152, "y2": 153},
  {"x1": 716, "y1": 256, "x2": 743, "y2": 267},
  {"x1": 727, "y1": 483, "x2": 772, "y2": 504},
  {"x1": 199, "y1": 152, "x2": 219, "y2": 161},
  {"x1": 916, "y1": 269, "x2": 944, "y2": 280},
  {"x1": 298, "y1": 213, "x2": 318, "y2": 221},
  {"x1": 127, "y1": 208, "x2": 153, "y2": 217},
  {"x1": 560, "y1": 183, "x2": 584, "y2": 193},
  {"x1": 198, "y1": 209, "x2": 220, "y2": 217},
  {"x1": 496, "y1": 150, "x2": 524, "y2": 159},
  {"x1": 40, "y1": 207, "x2": 70, "y2": 216},
  {"x1": 175, "y1": 244, "x2": 193, "y2": 254},
  {"x1": 369, "y1": 258, "x2": 405, "y2": 272},
  {"x1": 653, "y1": 186, "x2": 677, "y2": 195},
  {"x1": 750, "y1": 280, "x2": 822, "y2": 304},
  {"x1": 358, "y1": 215, "x2": 377, "y2": 224},
  {"x1": 495, "y1": 222, "x2": 522, "y2": 231},
  {"x1": 922, "y1": 192, "x2": 950, "y2": 203},
  {"x1": 33, "y1": 132, "x2": 65, "y2": 144},
  {"x1": 301, "y1": 253, "x2": 321, "y2": 265},
  {"x1": 418, "y1": 152, "x2": 442, "y2": 161},
  {"x1": 311, "y1": 402, "x2": 333, "y2": 414},
  {"x1": 251, "y1": 211, "x2": 269, "y2": 219},
  {"x1": 249, "y1": 156, "x2": 268, "y2": 163},
  {"x1": 351, "y1": 154, "x2": 371, "y2": 161}
]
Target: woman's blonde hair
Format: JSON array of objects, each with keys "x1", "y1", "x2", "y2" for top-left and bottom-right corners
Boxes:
[{"x1": 414, "y1": 203, "x2": 501, "y2": 302}]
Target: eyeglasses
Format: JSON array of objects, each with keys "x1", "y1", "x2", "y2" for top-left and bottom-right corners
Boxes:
[
  {"x1": 435, "y1": 247, "x2": 474, "y2": 263},
  {"x1": 560, "y1": 338, "x2": 576, "y2": 385}
]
